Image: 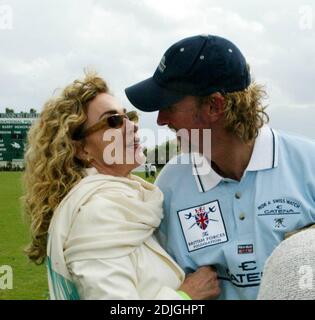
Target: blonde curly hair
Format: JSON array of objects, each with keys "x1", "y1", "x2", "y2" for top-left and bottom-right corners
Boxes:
[
  {"x1": 23, "y1": 71, "x2": 109, "y2": 264},
  {"x1": 223, "y1": 81, "x2": 269, "y2": 143},
  {"x1": 198, "y1": 61, "x2": 268, "y2": 144}
]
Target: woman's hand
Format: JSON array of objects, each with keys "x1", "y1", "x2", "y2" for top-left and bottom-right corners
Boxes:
[{"x1": 178, "y1": 266, "x2": 221, "y2": 300}]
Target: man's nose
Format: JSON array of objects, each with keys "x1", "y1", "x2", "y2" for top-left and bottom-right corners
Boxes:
[{"x1": 157, "y1": 110, "x2": 170, "y2": 126}]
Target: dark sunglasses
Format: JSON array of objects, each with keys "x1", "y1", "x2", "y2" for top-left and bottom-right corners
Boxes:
[{"x1": 76, "y1": 110, "x2": 139, "y2": 139}]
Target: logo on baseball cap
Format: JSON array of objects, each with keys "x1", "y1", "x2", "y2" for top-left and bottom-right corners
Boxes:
[{"x1": 125, "y1": 34, "x2": 251, "y2": 112}]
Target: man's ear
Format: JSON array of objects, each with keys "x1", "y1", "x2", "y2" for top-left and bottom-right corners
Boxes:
[{"x1": 206, "y1": 93, "x2": 225, "y2": 122}]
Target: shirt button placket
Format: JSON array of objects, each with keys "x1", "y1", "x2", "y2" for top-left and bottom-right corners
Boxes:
[
  {"x1": 235, "y1": 192, "x2": 242, "y2": 200},
  {"x1": 233, "y1": 190, "x2": 247, "y2": 234}
]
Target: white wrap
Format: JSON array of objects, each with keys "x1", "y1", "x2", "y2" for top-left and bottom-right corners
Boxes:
[{"x1": 47, "y1": 168, "x2": 185, "y2": 300}]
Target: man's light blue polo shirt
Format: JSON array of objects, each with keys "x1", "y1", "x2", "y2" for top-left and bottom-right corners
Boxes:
[{"x1": 155, "y1": 126, "x2": 315, "y2": 300}]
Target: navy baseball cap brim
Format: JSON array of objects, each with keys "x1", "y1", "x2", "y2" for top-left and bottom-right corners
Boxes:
[{"x1": 125, "y1": 77, "x2": 186, "y2": 112}]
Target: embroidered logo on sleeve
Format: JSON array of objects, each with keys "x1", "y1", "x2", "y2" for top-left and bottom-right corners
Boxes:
[{"x1": 178, "y1": 200, "x2": 228, "y2": 252}]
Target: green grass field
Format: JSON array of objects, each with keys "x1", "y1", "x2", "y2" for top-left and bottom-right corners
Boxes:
[
  {"x1": 0, "y1": 170, "x2": 159, "y2": 300},
  {"x1": 0, "y1": 172, "x2": 48, "y2": 300}
]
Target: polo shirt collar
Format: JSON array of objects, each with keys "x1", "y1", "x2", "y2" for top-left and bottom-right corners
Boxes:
[
  {"x1": 246, "y1": 125, "x2": 278, "y2": 171},
  {"x1": 192, "y1": 126, "x2": 278, "y2": 193}
]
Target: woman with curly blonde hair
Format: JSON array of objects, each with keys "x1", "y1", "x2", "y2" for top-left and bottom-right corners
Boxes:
[{"x1": 23, "y1": 71, "x2": 219, "y2": 300}]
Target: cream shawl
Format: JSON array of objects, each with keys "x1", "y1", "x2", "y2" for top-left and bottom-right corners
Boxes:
[{"x1": 47, "y1": 168, "x2": 167, "y2": 300}]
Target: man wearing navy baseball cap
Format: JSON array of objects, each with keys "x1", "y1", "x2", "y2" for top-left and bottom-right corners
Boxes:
[
  {"x1": 125, "y1": 34, "x2": 315, "y2": 300},
  {"x1": 125, "y1": 34, "x2": 250, "y2": 112}
]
